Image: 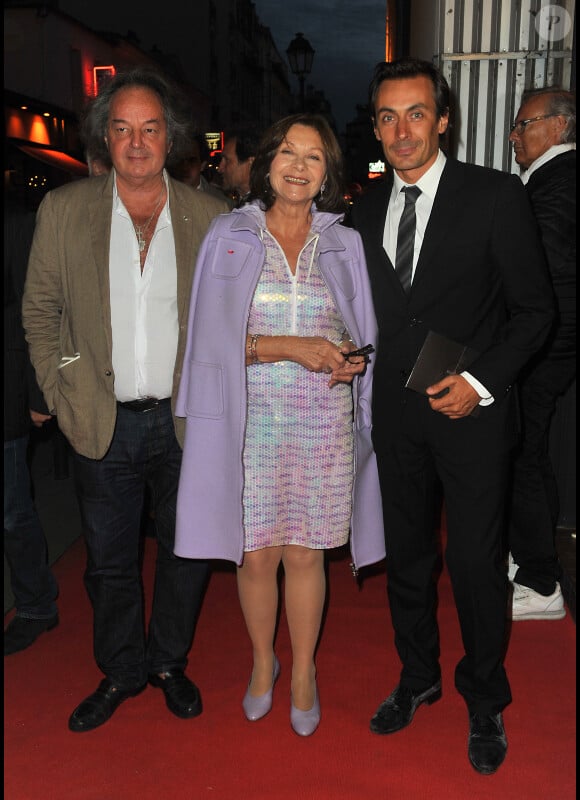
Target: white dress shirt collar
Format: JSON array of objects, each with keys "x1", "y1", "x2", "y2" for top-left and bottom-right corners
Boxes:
[
  {"x1": 391, "y1": 148, "x2": 447, "y2": 200},
  {"x1": 520, "y1": 143, "x2": 576, "y2": 184}
]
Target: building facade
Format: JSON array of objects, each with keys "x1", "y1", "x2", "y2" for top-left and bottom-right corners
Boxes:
[{"x1": 4, "y1": 0, "x2": 313, "y2": 200}]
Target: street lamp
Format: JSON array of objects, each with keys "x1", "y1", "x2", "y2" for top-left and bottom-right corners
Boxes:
[{"x1": 286, "y1": 32, "x2": 315, "y2": 111}]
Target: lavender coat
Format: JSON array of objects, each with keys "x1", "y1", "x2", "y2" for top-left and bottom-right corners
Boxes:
[{"x1": 174, "y1": 202, "x2": 385, "y2": 569}]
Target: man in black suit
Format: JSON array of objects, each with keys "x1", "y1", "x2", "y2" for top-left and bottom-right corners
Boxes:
[
  {"x1": 507, "y1": 88, "x2": 576, "y2": 620},
  {"x1": 351, "y1": 58, "x2": 554, "y2": 775}
]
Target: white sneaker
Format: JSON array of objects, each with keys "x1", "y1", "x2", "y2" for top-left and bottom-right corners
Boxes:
[
  {"x1": 511, "y1": 582, "x2": 566, "y2": 621},
  {"x1": 507, "y1": 553, "x2": 518, "y2": 582}
]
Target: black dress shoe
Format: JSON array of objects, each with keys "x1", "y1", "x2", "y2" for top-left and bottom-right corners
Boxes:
[
  {"x1": 4, "y1": 615, "x2": 59, "y2": 656},
  {"x1": 148, "y1": 671, "x2": 202, "y2": 718},
  {"x1": 468, "y1": 712, "x2": 507, "y2": 774},
  {"x1": 370, "y1": 681, "x2": 442, "y2": 734},
  {"x1": 68, "y1": 679, "x2": 146, "y2": 733}
]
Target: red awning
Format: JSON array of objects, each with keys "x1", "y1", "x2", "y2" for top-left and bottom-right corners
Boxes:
[{"x1": 17, "y1": 144, "x2": 89, "y2": 177}]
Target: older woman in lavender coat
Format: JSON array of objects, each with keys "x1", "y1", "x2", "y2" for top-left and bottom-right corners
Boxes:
[
  {"x1": 174, "y1": 114, "x2": 384, "y2": 736},
  {"x1": 174, "y1": 203, "x2": 385, "y2": 566}
]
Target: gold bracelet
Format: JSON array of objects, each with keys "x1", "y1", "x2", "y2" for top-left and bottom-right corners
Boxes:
[{"x1": 249, "y1": 333, "x2": 262, "y2": 364}]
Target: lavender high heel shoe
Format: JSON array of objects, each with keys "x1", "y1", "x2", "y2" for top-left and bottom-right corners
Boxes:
[
  {"x1": 290, "y1": 686, "x2": 321, "y2": 736},
  {"x1": 242, "y1": 656, "x2": 280, "y2": 721}
]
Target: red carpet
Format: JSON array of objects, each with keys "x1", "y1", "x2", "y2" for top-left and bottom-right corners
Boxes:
[{"x1": 4, "y1": 536, "x2": 576, "y2": 800}]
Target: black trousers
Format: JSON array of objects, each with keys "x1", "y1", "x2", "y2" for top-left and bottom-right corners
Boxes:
[
  {"x1": 508, "y1": 354, "x2": 576, "y2": 595},
  {"x1": 372, "y1": 392, "x2": 512, "y2": 715}
]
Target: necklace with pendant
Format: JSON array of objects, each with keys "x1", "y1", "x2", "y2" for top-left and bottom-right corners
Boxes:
[{"x1": 132, "y1": 187, "x2": 166, "y2": 253}]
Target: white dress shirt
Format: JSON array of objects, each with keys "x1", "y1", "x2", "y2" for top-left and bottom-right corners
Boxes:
[
  {"x1": 383, "y1": 148, "x2": 446, "y2": 279},
  {"x1": 109, "y1": 170, "x2": 178, "y2": 402}
]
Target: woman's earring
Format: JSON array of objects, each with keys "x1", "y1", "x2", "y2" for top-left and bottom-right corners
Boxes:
[{"x1": 319, "y1": 182, "x2": 326, "y2": 197}]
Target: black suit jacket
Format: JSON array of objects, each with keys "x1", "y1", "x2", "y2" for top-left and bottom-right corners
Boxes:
[
  {"x1": 525, "y1": 150, "x2": 575, "y2": 360},
  {"x1": 351, "y1": 157, "x2": 555, "y2": 438}
]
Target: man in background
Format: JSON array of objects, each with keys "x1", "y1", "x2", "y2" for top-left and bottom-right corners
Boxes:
[
  {"x1": 4, "y1": 191, "x2": 59, "y2": 656},
  {"x1": 507, "y1": 88, "x2": 576, "y2": 620},
  {"x1": 86, "y1": 147, "x2": 111, "y2": 177},
  {"x1": 170, "y1": 133, "x2": 233, "y2": 206},
  {"x1": 218, "y1": 125, "x2": 262, "y2": 205}
]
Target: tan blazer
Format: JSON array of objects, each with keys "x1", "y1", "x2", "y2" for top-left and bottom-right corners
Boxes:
[{"x1": 22, "y1": 170, "x2": 230, "y2": 459}]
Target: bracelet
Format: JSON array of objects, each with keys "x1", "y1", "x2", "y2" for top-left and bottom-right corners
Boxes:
[{"x1": 249, "y1": 333, "x2": 262, "y2": 365}]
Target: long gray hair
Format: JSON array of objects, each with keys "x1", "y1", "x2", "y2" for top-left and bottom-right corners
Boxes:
[{"x1": 79, "y1": 66, "x2": 195, "y2": 170}]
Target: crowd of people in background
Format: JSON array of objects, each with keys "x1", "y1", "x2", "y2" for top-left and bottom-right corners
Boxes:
[{"x1": 4, "y1": 57, "x2": 575, "y2": 780}]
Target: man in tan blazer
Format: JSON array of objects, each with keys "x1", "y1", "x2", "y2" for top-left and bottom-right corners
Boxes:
[{"x1": 22, "y1": 66, "x2": 229, "y2": 733}]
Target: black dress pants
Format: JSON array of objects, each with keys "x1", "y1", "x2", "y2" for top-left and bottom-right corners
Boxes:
[
  {"x1": 373, "y1": 393, "x2": 512, "y2": 715},
  {"x1": 508, "y1": 355, "x2": 576, "y2": 594}
]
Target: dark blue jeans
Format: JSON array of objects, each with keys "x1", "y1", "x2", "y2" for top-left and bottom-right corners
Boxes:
[
  {"x1": 73, "y1": 402, "x2": 209, "y2": 690},
  {"x1": 4, "y1": 435, "x2": 58, "y2": 619}
]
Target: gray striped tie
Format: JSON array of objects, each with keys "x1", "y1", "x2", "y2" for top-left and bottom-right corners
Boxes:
[{"x1": 395, "y1": 186, "x2": 421, "y2": 293}]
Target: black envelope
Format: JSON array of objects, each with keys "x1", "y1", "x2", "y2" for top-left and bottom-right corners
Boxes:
[{"x1": 405, "y1": 331, "x2": 480, "y2": 395}]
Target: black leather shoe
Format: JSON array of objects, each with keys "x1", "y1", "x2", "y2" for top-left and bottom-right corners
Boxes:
[
  {"x1": 4, "y1": 615, "x2": 59, "y2": 656},
  {"x1": 148, "y1": 671, "x2": 202, "y2": 719},
  {"x1": 468, "y1": 712, "x2": 507, "y2": 774},
  {"x1": 68, "y1": 679, "x2": 146, "y2": 732},
  {"x1": 370, "y1": 681, "x2": 442, "y2": 734}
]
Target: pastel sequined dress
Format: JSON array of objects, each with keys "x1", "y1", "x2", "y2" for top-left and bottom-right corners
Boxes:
[{"x1": 243, "y1": 223, "x2": 354, "y2": 552}]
